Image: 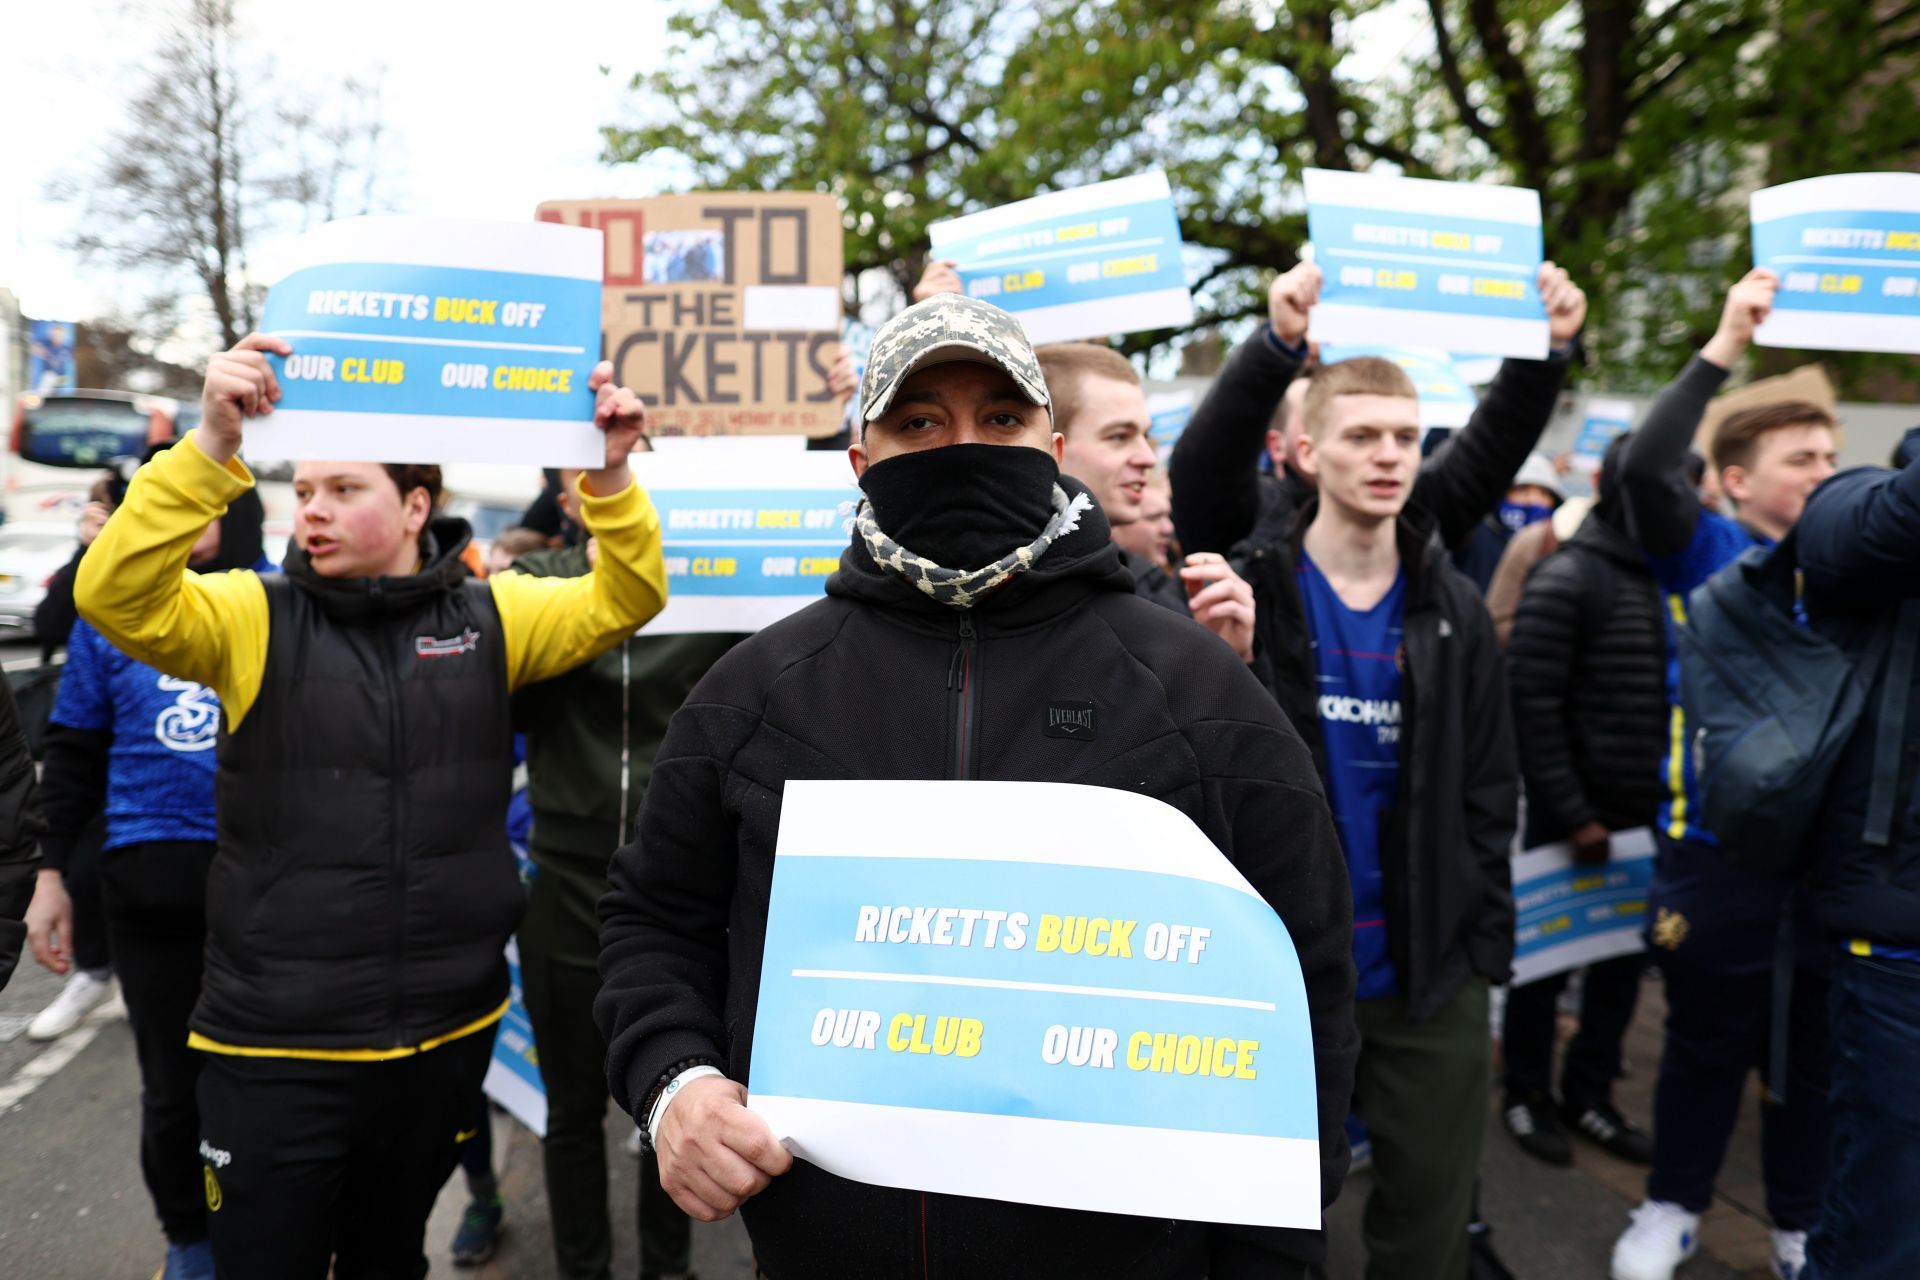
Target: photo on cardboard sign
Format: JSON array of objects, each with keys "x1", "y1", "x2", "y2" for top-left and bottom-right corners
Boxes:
[{"x1": 645, "y1": 229, "x2": 726, "y2": 284}]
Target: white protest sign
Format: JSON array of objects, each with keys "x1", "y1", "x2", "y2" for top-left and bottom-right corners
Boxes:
[
  {"x1": 631, "y1": 450, "x2": 858, "y2": 635},
  {"x1": 250, "y1": 216, "x2": 606, "y2": 467},
  {"x1": 748, "y1": 780, "x2": 1322, "y2": 1229},
  {"x1": 1305, "y1": 169, "x2": 1548, "y2": 358},
  {"x1": 929, "y1": 172, "x2": 1196, "y2": 344},
  {"x1": 1510, "y1": 827, "x2": 1654, "y2": 987},
  {"x1": 1751, "y1": 172, "x2": 1920, "y2": 353}
]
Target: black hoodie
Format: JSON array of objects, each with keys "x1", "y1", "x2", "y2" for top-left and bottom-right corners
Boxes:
[{"x1": 596, "y1": 470, "x2": 1358, "y2": 1278}]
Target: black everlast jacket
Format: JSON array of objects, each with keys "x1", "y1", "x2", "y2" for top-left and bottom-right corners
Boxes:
[
  {"x1": 1236, "y1": 500, "x2": 1519, "y2": 1022},
  {"x1": 1799, "y1": 463, "x2": 1920, "y2": 951},
  {"x1": 0, "y1": 677, "x2": 44, "y2": 993},
  {"x1": 197, "y1": 520, "x2": 523, "y2": 1052},
  {"x1": 597, "y1": 480, "x2": 1358, "y2": 1278},
  {"x1": 1506, "y1": 506, "x2": 1669, "y2": 845},
  {"x1": 1169, "y1": 327, "x2": 1571, "y2": 558}
]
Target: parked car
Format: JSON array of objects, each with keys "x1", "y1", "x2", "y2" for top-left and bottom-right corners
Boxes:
[{"x1": 0, "y1": 524, "x2": 81, "y2": 636}]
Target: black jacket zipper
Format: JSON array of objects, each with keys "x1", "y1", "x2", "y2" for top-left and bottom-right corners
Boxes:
[
  {"x1": 946, "y1": 618, "x2": 977, "y2": 782},
  {"x1": 384, "y1": 620, "x2": 409, "y2": 1047}
]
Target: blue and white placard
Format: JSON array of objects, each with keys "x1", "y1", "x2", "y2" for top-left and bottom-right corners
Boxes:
[
  {"x1": 749, "y1": 780, "x2": 1321, "y2": 1228},
  {"x1": 1305, "y1": 169, "x2": 1548, "y2": 359},
  {"x1": 482, "y1": 939, "x2": 547, "y2": 1136},
  {"x1": 1510, "y1": 827, "x2": 1654, "y2": 987},
  {"x1": 928, "y1": 172, "x2": 1196, "y2": 344},
  {"x1": 1147, "y1": 388, "x2": 1194, "y2": 465},
  {"x1": 1316, "y1": 344, "x2": 1480, "y2": 428},
  {"x1": 253, "y1": 216, "x2": 605, "y2": 466},
  {"x1": 630, "y1": 450, "x2": 857, "y2": 634},
  {"x1": 1751, "y1": 172, "x2": 1920, "y2": 354},
  {"x1": 1571, "y1": 398, "x2": 1636, "y2": 475}
]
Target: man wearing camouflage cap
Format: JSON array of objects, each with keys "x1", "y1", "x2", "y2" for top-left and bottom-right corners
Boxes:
[{"x1": 597, "y1": 292, "x2": 1359, "y2": 1277}]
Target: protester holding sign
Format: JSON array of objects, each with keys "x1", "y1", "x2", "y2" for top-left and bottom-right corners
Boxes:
[
  {"x1": 72, "y1": 333, "x2": 667, "y2": 1280},
  {"x1": 1169, "y1": 257, "x2": 1587, "y2": 561},
  {"x1": 1610, "y1": 271, "x2": 1838, "y2": 1280},
  {"x1": 596, "y1": 292, "x2": 1358, "y2": 1278},
  {"x1": 1501, "y1": 434, "x2": 1664, "y2": 1170},
  {"x1": 1228, "y1": 348, "x2": 1519, "y2": 1278}
]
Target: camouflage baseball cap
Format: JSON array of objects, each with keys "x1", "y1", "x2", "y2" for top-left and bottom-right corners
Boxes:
[{"x1": 860, "y1": 293, "x2": 1051, "y2": 424}]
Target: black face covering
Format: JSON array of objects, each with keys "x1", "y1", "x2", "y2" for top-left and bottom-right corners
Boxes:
[{"x1": 858, "y1": 443, "x2": 1060, "y2": 570}]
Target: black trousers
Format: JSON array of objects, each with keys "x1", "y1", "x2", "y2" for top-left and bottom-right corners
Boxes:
[
  {"x1": 1501, "y1": 951, "x2": 1646, "y2": 1109},
  {"x1": 66, "y1": 817, "x2": 112, "y2": 972},
  {"x1": 1647, "y1": 956, "x2": 1830, "y2": 1229},
  {"x1": 521, "y1": 843, "x2": 690, "y2": 1280},
  {"x1": 99, "y1": 840, "x2": 215, "y2": 1245},
  {"x1": 197, "y1": 1026, "x2": 495, "y2": 1280}
]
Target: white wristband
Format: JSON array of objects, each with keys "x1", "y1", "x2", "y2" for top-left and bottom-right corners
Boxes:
[{"x1": 647, "y1": 1065, "x2": 725, "y2": 1147}]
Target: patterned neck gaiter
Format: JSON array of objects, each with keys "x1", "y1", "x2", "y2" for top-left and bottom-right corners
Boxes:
[{"x1": 857, "y1": 484, "x2": 1093, "y2": 609}]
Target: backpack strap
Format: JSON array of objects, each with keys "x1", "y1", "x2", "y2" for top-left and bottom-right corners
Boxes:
[{"x1": 1865, "y1": 598, "x2": 1920, "y2": 848}]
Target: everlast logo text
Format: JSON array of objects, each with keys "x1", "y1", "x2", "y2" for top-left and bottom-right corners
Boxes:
[{"x1": 1045, "y1": 701, "x2": 1096, "y2": 739}]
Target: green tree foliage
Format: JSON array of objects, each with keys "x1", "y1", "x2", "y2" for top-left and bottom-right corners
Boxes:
[{"x1": 607, "y1": 0, "x2": 1920, "y2": 390}]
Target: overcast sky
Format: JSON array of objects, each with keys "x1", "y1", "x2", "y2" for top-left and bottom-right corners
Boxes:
[{"x1": 0, "y1": 0, "x2": 673, "y2": 327}]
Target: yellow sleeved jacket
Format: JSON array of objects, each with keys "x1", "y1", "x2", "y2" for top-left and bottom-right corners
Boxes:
[{"x1": 75, "y1": 430, "x2": 669, "y2": 731}]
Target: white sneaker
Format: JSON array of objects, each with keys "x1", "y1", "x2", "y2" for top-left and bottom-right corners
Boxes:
[
  {"x1": 1611, "y1": 1200, "x2": 1701, "y2": 1280},
  {"x1": 27, "y1": 969, "x2": 116, "y2": 1041},
  {"x1": 1772, "y1": 1229, "x2": 1807, "y2": 1280}
]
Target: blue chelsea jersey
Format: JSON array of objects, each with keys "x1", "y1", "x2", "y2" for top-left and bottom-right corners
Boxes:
[{"x1": 51, "y1": 618, "x2": 221, "y2": 850}]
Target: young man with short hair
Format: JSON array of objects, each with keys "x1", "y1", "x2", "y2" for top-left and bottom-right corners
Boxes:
[
  {"x1": 74, "y1": 332, "x2": 669, "y2": 1280},
  {"x1": 597, "y1": 293, "x2": 1358, "y2": 1279},
  {"x1": 1036, "y1": 341, "x2": 1256, "y2": 660},
  {"x1": 1170, "y1": 259, "x2": 1587, "y2": 559},
  {"x1": 1611, "y1": 269, "x2": 1839, "y2": 1280},
  {"x1": 1248, "y1": 352, "x2": 1519, "y2": 1279}
]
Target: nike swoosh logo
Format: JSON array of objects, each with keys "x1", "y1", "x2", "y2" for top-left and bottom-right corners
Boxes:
[{"x1": 455, "y1": 1128, "x2": 480, "y2": 1143}]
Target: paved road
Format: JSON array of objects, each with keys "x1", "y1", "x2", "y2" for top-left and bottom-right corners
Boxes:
[{"x1": 4, "y1": 951, "x2": 1787, "y2": 1279}]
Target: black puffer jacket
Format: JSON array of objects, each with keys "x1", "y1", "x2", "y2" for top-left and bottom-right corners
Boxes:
[
  {"x1": 199, "y1": 520, "x2": 522, "y2": 1052},
  {"x1": 1506, "y1": 506, "x2": 1669, "y2": 844},
  {"x1": 1235, "y1": 500, "x2": 1519, "y2": 1022},
  {"x1": 597, "y1": 479, "x2": 1358, "y2": 1278}
]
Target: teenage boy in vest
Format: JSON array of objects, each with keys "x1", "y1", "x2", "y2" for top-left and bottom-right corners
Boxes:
[
  {"x1": 1794, "y1": 435, "x2": 1920, "y2": 1280},
  {"x1": 1610, "y1": 270, "x2": 1838, "y2": 1280},
  {"x1": 1036, "y1": 341, "x2": 1256, "y2": 658},
  {"x1": 75, "y1": 332, "x2": 668, "y2": 1280},
  {"x1": 598, "y1": 293, "x2": 1358, "y2": 1279},
  {"x1": 1242, "y1": 353, "x2": 1519, "y2": 1280}
]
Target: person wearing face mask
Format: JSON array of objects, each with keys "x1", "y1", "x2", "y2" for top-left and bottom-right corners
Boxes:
[
  {"x1": 70, "y1": 332, "x2": 668, "y2": 1280},
  {"x1": 596, "y1": 292, "x2": 1358, "y2": 1280},
  {"x1": 1451, "y1": 452, "x2": 1566, "y2": 594}
]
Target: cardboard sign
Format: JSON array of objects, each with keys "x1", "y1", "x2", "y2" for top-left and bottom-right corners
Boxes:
[
  {"x1": 252, "y1": 216, "x2": 606, "y2": 466},
  {"x1": 1316, "y1": 344, "x2": 1480, "y2": 428},
  {"x1": 1752, "y1": 172, "x2": 1920, "y2": 353},
  {"x1": 928, "y1": 172, "x2": 1197, "y2": 344},
  {"x1": 1305, "y1": 169, "x2": 1548, "y2": 358},
  {"x1": 749, "y1": 780, "x2": 1322, "y2": 1229},
  {"x1": 1509, "y1": 828, "x2": 1654, "y2": 987},
  {"x1": 630, "y1": 450, "x2": 858, "y2": 634},
  {"x1": 537, "y1": 194, "x2": 845, "y2": 437}
]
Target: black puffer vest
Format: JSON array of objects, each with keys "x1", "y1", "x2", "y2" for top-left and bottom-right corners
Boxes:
[{"x1": 195, "y1": 519, "x2": 522, "y2": 1053}]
